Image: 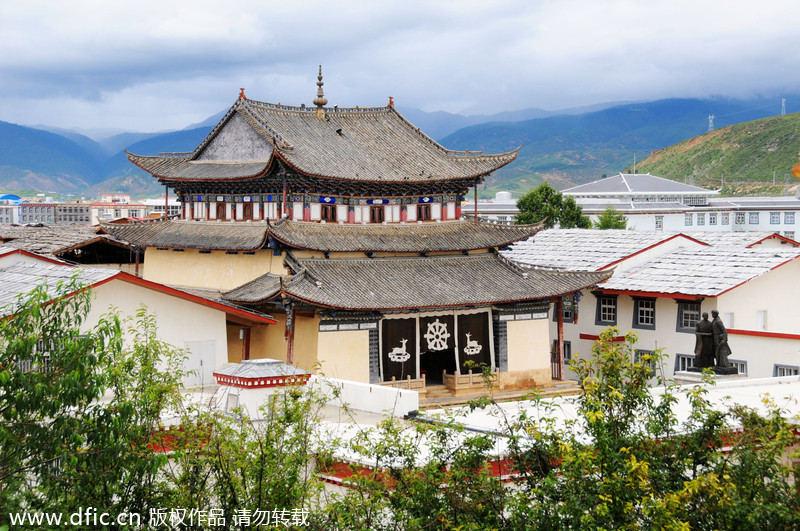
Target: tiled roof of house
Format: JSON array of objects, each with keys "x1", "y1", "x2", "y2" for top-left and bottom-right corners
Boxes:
[
  {"x1": 238, "y1": 252, "x2": 611, "y2": 311},
  {"x1": 101, "y1": 220, "x2": 272, "y2": 251},
  {"x1": 563, "y1": 173, "x2": 717, "y2": 196},
  {"x1": 223, "y1": 273, "x2": 283, "y2": 303},
  {"x1": 599, "y1": 246, "x2": 800, "y2": 296},
  {"x1": 0, "y1": 261, "x2": 116, "y2": 313},
  {"x1": 502, "y1": 229, "x2": 691, "y2": 271},
  {"x1": 0, "y1": 224, "x2": 117, "y2": 257},
  {"x1": 129, "y1": 99, "x2": 518, "y2": 183},
  {"x1": 101, "y1": 218, "x2": 540, "y2": 253},
  {"x1": 125, "y1": 156, "x2": 271, "y2": 182},
  {"x1": 269, "y1": 218, "x2": 542, "y2": 252},
  {"x1": 682, "y1": 231, "x2": 799, "y2": 247}
]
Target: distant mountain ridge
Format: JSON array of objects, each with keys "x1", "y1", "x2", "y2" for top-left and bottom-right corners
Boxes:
[{"x1": 1, "y1": 94, "x2": 797, "y2": 198}]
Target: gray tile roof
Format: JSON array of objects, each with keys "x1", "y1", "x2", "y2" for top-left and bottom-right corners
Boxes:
[
  {"x1": 262, "y1": 253, "x2": 611, "y2": 311},
  {"x1": 129, "y1": 101, "x2": 518, "y2": 183},
  {"x1": 0, "y1": 261, "x2": 117, "y2": 314},
  {"x1": 503, "y1": 229, "x2": 685, "y2": 271},
  {"x1": 101, "y1": 218, "x2": 541, "y2": 253},
  {"x1": 0, "y1": 224, "x2": 118, "y2": 257},
  {"x1": 269, "y1": 218, "x2": 542, "y2": 253},
  {"x1": 563, "y1": 173, "x2": 716, "y2": 196},
  {"x1": 599, "y1": 246, "x2": 800, "y2": 296},
  {"x1": 126, "y1": 156, "x2": 270, "y2": 182},
  {"x1": 101, "y1": 220, "x2": 271, "y2": 251},
  {"x1": 683, "y1": 231, "x2": 799, "y2": 247},
  {"x1": 214, "y1": 359, "x2": 308, "y2": 378},
  {"x1": 223, "y1": 273, "x2": 282, "y2": 304}
]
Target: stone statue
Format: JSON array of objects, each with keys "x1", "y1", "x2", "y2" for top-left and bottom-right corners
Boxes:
[
  {"x1": 694, "y1": 312, "x2": 715, "y2": 368},
  {"x1": 711, "y1": 310, "x2": 732, "y2": 368}
]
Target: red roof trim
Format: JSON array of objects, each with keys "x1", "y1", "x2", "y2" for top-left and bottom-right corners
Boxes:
[
  {"x1": 90, "y1": 272, "x2": 277, "y2": 325},
  {"x1": 715, "y1": 255, "x2": 800, "y2": 297},
  {"x1": 598, "y1": 234, "x2": 707, "y2": 271},
  {"x1": 597, "y1": 289, "x2": 701, "y2": 300},
  {"x1": 745, "y1": 233, "x2": 800, "y2": 248},
  {"x1": 0, "y1": 248, "x2": 65, "y2": 266},
  {"x1": 728, "y1": 328, "x2": 800, "y2": 340}
]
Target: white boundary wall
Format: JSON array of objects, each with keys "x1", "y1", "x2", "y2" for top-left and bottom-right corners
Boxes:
[{"x1": 310, "y1": 375, "x2": 419, "y2": 417}]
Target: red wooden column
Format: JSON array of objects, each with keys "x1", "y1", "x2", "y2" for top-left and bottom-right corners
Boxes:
[
  {"x1": 473, "y1": 185, "x2": 478, "y2": 223},
  {"x1": 556, "y1": 297, "x2": 565, "y2": 380},
  {"x1": 285, "y1": 305, "x2": 295, "y2": 365}
]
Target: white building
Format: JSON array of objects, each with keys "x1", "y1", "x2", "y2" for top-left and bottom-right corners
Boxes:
[
  {"x1": 0, "y1": 246, "x2": 276, "y2": 387},
  {"x1": 504, "y1": 229, "x2": 800, "y2": 381},
  {"x1": 470, "y1": 174, "x2": 800, "y2": 239}
]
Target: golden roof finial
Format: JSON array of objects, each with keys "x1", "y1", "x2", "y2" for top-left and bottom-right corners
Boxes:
[{"x1": 313, "y1": 65, "x2": 327, "y2": 117}]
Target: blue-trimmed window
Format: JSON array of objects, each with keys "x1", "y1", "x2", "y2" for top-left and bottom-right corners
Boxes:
[
  {"x1": 774, "y1": 365, "x2": 799, "y2": 377},
  {"x1": 633, "y1": 298, "x2": 656, "y2": 330},
  {"x1": 595, "y1": 294, "x2": 617, "y2": 326},
  {"x1": 675, "y1": 354, "x2": 695, "y2": 372},
  {"x1": 676, "y1": 302, "x2": 701, "y2": 333}
]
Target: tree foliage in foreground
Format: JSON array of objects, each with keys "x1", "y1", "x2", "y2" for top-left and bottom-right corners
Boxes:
[
  {"x1": 515, "y1": 182, "x2": 591, "y2": 228},
  {"x1": 316, "y1": 328, "x2": 800, "y2": 530},
  {"x1": 2, "y1": 281, "x2": 799, "y2": 530}
]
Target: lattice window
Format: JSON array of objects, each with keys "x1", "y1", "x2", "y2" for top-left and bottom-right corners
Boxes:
[
  {"x1": 633, "y1": 298, "x2": 656, "y2": 329},
  {"x1": 678, "y1": 302, "x2": 701, "y2": 330}
]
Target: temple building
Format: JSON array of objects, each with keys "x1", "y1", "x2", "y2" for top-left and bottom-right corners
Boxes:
[{"x1": 104, "y1": 69, "x2": 609, "y2": 394}]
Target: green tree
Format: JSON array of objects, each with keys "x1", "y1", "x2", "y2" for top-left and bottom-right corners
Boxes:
[
  {"x1": 318, "y1": 328, "x2": 800, "y2": 530},
  {"x1": 515, "y1": 182, "x2": 590, "y2": 228},
  {"x1": 593, "y1": 206, "x2": 628, "y2": 229},
  {"x1": 0, "y1": 278, "x2": 185, "y2": 522}
]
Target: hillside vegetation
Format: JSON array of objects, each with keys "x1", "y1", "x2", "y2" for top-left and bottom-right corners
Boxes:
[{"x1": 634, "y1": 112, "x2": 800, "y2": 195}]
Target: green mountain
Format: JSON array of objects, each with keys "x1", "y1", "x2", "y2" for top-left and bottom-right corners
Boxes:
[
  {"x1": 439, "y1": 97, "x2": 794, "y2": 197},
  {"x1": 633, "y1": 113, "x2": 800, "y2": 195},
  {"x1": 1, "y1": 95, "x2": 796, "y2": 198},
  {"x1": 0, "y1": 121, "x2": 100, "y2": 193}
]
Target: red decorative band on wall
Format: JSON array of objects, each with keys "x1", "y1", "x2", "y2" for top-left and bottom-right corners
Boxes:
[
  {"x1": 579, "y1": 333, "x2": 626, "y2": 342},
  {"x1": 212, "y1": 373, "x2": 310, "y2": 388},
  {"x1": 727, "y1": 328, "x2": 800, "y2": 341}
]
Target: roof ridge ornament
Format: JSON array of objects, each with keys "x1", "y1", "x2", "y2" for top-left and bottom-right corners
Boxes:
[
  {"x1": 239, "y1": 87, "x2": 246, "y2": 100},
  {"x1": 313, "y1": 65, "x2": 327, "y2": 118}
]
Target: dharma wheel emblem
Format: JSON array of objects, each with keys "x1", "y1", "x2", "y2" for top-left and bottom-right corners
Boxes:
[{"x1": 424, "y1": 319, "x2": 451, "y2": 351}]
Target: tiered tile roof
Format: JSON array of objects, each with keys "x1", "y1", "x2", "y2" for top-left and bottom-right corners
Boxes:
[
  {"x1": 101, "y1": 218, "x2": 542, "y2": 253},
  {"x1": 128, "y1": 98, "x2": 518, "y2": 185},
  {"x1": 223, "y1": 252, "x2": 611, "y2": 310}
]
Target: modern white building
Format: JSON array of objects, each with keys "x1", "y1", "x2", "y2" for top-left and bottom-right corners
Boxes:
[
  {"x1": 470, "y1": 173, "x2": 800, "y2": 239},
  {"x1": 503, "y1": 229, "x2": 800, "y2": 381}
]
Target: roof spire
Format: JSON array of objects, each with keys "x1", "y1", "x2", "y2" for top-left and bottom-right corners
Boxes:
[{"x1": 313, "y1": 65, "x2": 327, "y2": 117}]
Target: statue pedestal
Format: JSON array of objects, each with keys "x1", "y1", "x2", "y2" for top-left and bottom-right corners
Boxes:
[{"x1": 674, "y1": 369, "x2": 746, "y2": 385}]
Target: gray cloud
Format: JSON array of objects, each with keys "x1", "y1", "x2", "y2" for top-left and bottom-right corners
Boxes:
[{"x1": 1, "y1": 0, "x2": 799, "y2": 132}]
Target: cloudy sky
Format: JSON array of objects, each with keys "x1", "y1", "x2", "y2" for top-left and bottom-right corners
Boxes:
[{"x1": 1, "y1": 0, "x2": 798, "y2": 134}]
